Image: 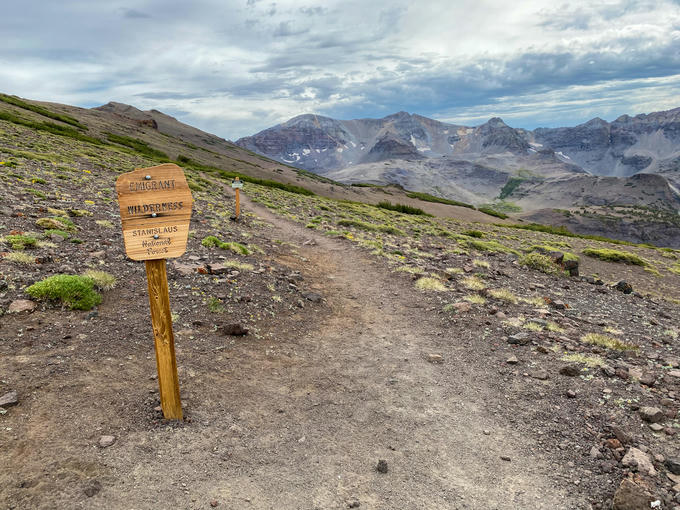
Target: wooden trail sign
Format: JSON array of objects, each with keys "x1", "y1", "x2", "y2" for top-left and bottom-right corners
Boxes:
[{"x1": 116, "y1": 163, "x2": 193, "y2": 420}]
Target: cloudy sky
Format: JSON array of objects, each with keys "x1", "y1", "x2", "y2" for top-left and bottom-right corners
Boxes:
[{"x1": 3, "y1": 0, "x2": 680, "y2": 139}]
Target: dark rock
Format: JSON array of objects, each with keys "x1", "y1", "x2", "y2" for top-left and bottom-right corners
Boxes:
[
  {"x1": 530, "y1": 370, "x2": 549, "y2": 380},
  {"x1": 84, "y1": 480, "x2": 102, "y2": 497},
  {"x1": 507, "y1": 332, "x2": 531, "y2": 345},
  {"x1": 566, "y1": 390, "x2": 577, "y2": 398},
  {"x1": 500, "y1": 455, "x2": 511, "y2": 461},
  {"x1": 348, "y1": 501, "x2": 361, "y2": 508},
  {"x1": 0, "y1": 391, "x2": 18, "y2": 408},
  {"x1": 639, "y1": 372, "x2": 656, "y2": 387},
  {"x1": 302, "y1": 291, "x2": 323, "y2": 303},
  {"x1": 550, "y1": 300, "x2": 567, "y2": 310},
  {"x1": 612, "y1": 479, "x2": 654, "y2": 510},
  {"x1": 559, "y1": 365, "x2": 580, "y2": 377},
  {"x1": 564, "y1": 259, "x2": 579, "y2": 276},
  {"x1": 611, "y1": 426, "x2": 632, "y2": 445},
  {"x1": 601, "y1": 366, "x2": 616, "y2": 377},
  {"x1": 666, "y1": 457, "x2": 680, "y2": 475},
  {"x1": 220, "y1": 324, "x2": 249, "y2": 336},
  {"x1": 614, "y1": 281, "x2": 633, "y2": 294},
  {"x1": 376, "y1": 460, "x2": 388, "y2": 473},
  {"x1": 639, "y1": 407, "x2": 664, "y2": 423}
]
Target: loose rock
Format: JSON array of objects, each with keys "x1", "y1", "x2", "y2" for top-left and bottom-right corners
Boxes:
[
  {"x1": 639, "y1": 407, "x2": 664, "y2": 423},
  {"x1": 301, "y1": 291, "x2": 323, "y2": 303},
  {"x1": 8, "y1": 300, "x2": 37, "y2": 313},
  {"x1": 99, "y1": 435, "x2": 116, "y2": 448},
  {"x1": 612, "y1": 479, "x2": 654, "y2": 510},
  {"x1": 220, "y1": 324, "x2": 249, "y2": 336},
  {"x1": 622, "y1": 447, "x2": 657, "y2": 476},
  {"x1": 376, "y1": 460, "x2": 388, "y2": 473},
  {"x1": 559, "y1": 365, "x2": 580, "y2": 377},
  {"x1": 0, "y1": 391, "x2": 18, "y2": 408}
]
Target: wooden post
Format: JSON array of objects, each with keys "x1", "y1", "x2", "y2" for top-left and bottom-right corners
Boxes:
[
  {"x1": 145, "y1": 259, "x2": 183, "y2": 420},
  {"x1": 235, "y1": 177, "x2": 241, "y2": 219}
]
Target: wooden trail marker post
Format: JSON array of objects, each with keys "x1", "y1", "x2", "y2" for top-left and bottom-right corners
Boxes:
[
  {"x1": 115, "y1": 163, "x2": 193, "y2": 420},
  {"x1": 231, "y1": 177, "x2": 243, "y2": 220}
]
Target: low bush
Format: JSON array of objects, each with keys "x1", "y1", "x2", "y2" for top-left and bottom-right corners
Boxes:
[
  {"x1": 582, "y1": 248, "x2": 646, "y2": 266},
  {"x1": 461, "y1": 230, "x2": 485, "y2": 238},
  {"x1": 580, "y1": 332, "x2": 638, "y2": 351},
  {"x1": 26, "y1": 274, "x2": 102, "y2": 310},
  {"x1": 477, "y1": 207, "x2": 509, "y2": 219},
  {"x1": 376, "y1": 200, "x2": 430, "y2": 216},
  {"x1": 4, "y1": 234, "x2": 38, "y2": 250},
  {"x1": 519, "y1": 252, "x2": 561, "y2": 274},
  {"x1": 405, "y1": 192, "x2": 475, "y2": 209},
  {"x1": 201, "y1": 236, "x2": 252, "y2": 255}
]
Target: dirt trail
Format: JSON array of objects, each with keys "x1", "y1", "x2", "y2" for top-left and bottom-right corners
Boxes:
[{"x1": 132, "y1": 192, "x2": 582, "y2": 510}]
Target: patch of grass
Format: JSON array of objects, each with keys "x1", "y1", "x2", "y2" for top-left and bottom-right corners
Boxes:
[
  {"x1": 337, "y1": 219, "x2": 404, "y2": 236},
  {"x1": 36, "y1": 216, "x2": 77, "y2": 232},
  {"x1": 477, "y1": 207, "x2": 508, "y2": 219},
  {"x1": 220, "y1": 260, "x2": 254, "y2": 271},
  {"x1": 582, "y1": 248, "x2": 646, "y2": 266},
  {"x1": 376, "y1": 200, "x2": 430, "y2": 216},
  {"x1": 44, "y1": 229, "x2": 70, "y2": 239},
  {"x1": 561, "y1": 354, "x2": 606, "y2": 367},
  {"x1": 461, "y1": 276, "x2": 486, "y2": 291},
  {"x1": 68, "y1": 209, "x2": 93, "y2": 217},
  {"x1": 463, "y1": 239, "x2": 518, "y2": 255},
  {"x1": 415, "y1": 277, "x2": 448, "y2": 291},
  {"x1": 4, "y1": 252, "x2": 35, "y2": 264},
  {"x1": 523, "y1": 322, "x2": 544, "y2": 332},
  {"x1": 445, "y1": 267, "x2": 464, "y2": 276},
  {"x1": 26, "y1": 274, "x2": 102, "y2": 310},
  {"x1": 464, "y1": 294, "x2": 487, "y2": 304},
  {"x1": 95, "y1": 219, "x2": 115, "y2": 228},
  {"x1": 546, "y1": 321, "x2": 565, "y2": 333},
  {"x1": 4, "y1": 234, "x2": 38, "y2": 250},
  {"x1": 105, "y1": 132, "x2": 169, "y2": 160},
  {"x1": 0, "y1": 93, "x2": 86, "y2": 128},
  {"x1": 472, "y1": 259, "x2": 490, "y2": 269},
  {"x1": 207, "y1": 297, "x2": 225, "y2": 313},
  {"x1": 405, "y1": 192, "x2": 475, "y2": 209},
  {"x1": 498, "y1": 177, "x2": 524, "y2": 200},
  {"x1": 488, "y1": 288, "x2": 519, "y2": 304},
  {"x1": 82, "y1": 270, "x2": 116, "y2": 290},
  {"x1": 580, "y1": 332, "x2": 638, "y2": 351},
  {"x1": 26, "y1": 188, "x2": 47, "y2": 199},
  {"x1": 201, "y1": 236, "x2": 252, "y2": 255},
  {"x1": 669, "y1": 263, "x2": 680, "y2": 275},
  {"x1": 462, "y1": 229, "x2": 485, "y2": 238},
  {"x1": 519, "y1": 252, "x2": 561, "y2": 274}
]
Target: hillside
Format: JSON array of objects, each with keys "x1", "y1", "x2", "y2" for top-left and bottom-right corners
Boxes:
[{"x1": 1, "y1": 93, "x2": 680, "y2": 509}]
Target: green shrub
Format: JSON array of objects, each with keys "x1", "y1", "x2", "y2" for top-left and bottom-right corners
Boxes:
[
  {"x1": 463, "y1": 239, "x2": 518, "y2": 255},
  {"x1": 498, "y1": 178, "x2": 524, "y2": 200},
  {"x1": 376, "y1": 200, "x2": 430, "y2": 216},
  {"x1": 461, "y1": 229, "x2": 485, "y2": 238},
  {"x1": 582, "y1": 248, "x2": 646, "y2": 266},
  {"x1": 477, "y1": 207, "x2": 509, "y2": 219},
  {"x1": 26, "y1": 275, "x2": 102, "y2": 310},
  {"x1": 519, "y1": 252, "x2": 561, "y2": 274},
  {"x1": 36, "y1": 216, "x2": 77, "y2": 232},
  {"x1": 405, "y1": 192, "x2": 475, "y2": 209},
  {"x1": 4, "y1": 234, "x2": 38, "y2": 250}
]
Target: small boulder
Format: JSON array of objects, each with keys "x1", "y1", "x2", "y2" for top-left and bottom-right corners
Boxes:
[
  {"x1": 666, "y1": 457, "x2": 680, "y2": 475},
  {"x1": 612, "y1": 478, "x2": 654, "y2": 510},
  {"x1": 622, "y1": 447, "x2": 657, "y2": 476},
  {"x1": 530, "y1": 370, "x2": 549, "y2": 381},
  {"x1": 426, "y1": 354, "x2": 444, "y2": 364},
  {"x1": 639, "y1": 373, "x2": 656, "y2": 387},
  {"x1": 450, "y1": 302, "x2": 471, "y2": 313},
  {"x1": 559, "y1": 365, "x2": 580, "y2": 377},
  {"x1": 98, "y1": 435, "x2": 116, "y2": 448},
  {"x1": 507, "y1": 332, "x2": 530, "y2": 345},
  {"x1": 614, "y1": 281, "x2": 633, "y2": 294},
  {"x1": 506, "y1": 356, "x2": 519, "y2": 365},
  {"x1": 0, "y1": 391, "x2": 18, "y2": 408},
  {"x1": 375, "y1": 460, "x2": 388, "y2": 473},
  {"x1": 220, "y1": 324, "x2": 249, "y2": 336},
  {"x1": 84, "y1": 480, "x2": 102, "y2": 497},
  {"x1": 8, "y1": 300, "x2": 37, "y2": 313},
  {"x1": 639, "y1": 407, "x2": 664, "y2": 424},
  {"x1": 302, "y1": 291, "x2": 323, "y2": 303}
]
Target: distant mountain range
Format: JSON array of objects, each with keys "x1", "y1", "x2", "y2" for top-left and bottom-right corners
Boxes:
[{"x1": 236, "y1": 109, "x2": 680, "y2": 213}]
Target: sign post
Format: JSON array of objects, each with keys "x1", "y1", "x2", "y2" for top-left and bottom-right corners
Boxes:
[
  {"x1": 115, "y1": 163, "x2": 193, "y2": 420},
  {"x1": 231, "y1": 177, "x2": 243, "y2": 220}
]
